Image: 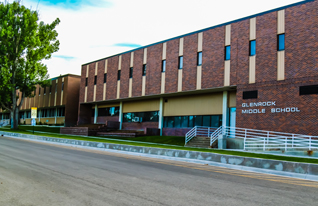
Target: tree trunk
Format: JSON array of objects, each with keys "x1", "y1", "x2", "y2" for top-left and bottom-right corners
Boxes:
[
  {"x1": 10, "y1": 110, "x2": 14, "y2": 129},
  {"x1": 14, "y1": 106, "x2": 19, "y2": 129}
]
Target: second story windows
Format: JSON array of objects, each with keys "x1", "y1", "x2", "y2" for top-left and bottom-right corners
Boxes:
[
  {"x1": 225, "y1": 46, "x2": 231, "y2": 60},
  {"x1": 94, "y1": 76, "x2": 97, "y2": 85},
  {"x1": 117, "y1": 70, "x2": 121, "y2": 81},
  {"x1": 249, "y1": 40, "x2": 256, "y2": 56},
  {"x1": 161, "y1": 60, "x2": 166, "y2": 72},
  {"x1": 178, "y1": 56, "x2": 183, "y2": 69},
  {"x1": 129, "y1": 67, "x2": 133, "y2": 78},
  {"x1": 142, "y1": 64, "x2": 147, "y2": 76},
  {"x1": 197, "y1": 52, "x2": 202, "y2": 66},
  {"x1": 277, "y1": 34, "x2": 285, "y2": 51},
  {"x1": 104, "y1": 73, "x2": 107, "y2": 83},
  {"x1": 85, "y1": 78, "x2": 88, "y2": 87}
]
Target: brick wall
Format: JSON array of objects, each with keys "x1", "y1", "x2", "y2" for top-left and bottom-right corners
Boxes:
[{"x1": 165, "y1": 38, "x2": 179, "y2": 93}]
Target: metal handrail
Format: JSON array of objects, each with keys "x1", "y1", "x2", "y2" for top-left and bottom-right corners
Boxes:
[
  {"x1": 185, "y1": 126, "x2": 218, "y2": 145},
  {"x1": 211, "y1": 126, "x2": 318, "y2": 151}
]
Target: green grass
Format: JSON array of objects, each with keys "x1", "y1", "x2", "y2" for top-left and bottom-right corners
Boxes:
[
  {"x1": 1, "y1": 128, "x2": 318, "y2": 164},
  {"x1": 17, "y1": 125, "x2": 61, "y2": 133},
  {"x1": 101, "y1": 136, "x2": 185, "y2": 146}
]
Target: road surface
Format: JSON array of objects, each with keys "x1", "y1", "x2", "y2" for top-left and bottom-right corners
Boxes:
[{"x1": 0, "y1": 136, "x2": 317, "y2": 206}]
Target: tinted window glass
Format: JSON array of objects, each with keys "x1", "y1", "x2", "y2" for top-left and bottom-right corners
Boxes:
[
  {"x1": 179, "y1": 56, "x2": 183, "y2": 69},
  {"x1": 249, "y1": 40, "x2": 256, "y2": 56},
  {"x1": 197, "y1": 52, "x2": 202, "y2": 66},
  {"x1": 243, "y1": 90, "x2": 258, "y2": 99},
  {"x1": 225, "y1": 46, "x2": 231, "y2": 60},
  {"x1": 278, "y1": 34, "x2": 285, "y2": 51}
]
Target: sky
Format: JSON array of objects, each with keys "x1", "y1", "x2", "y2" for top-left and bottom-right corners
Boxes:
[{"x1": 19, "y1": 0, "x2": 304, "y2": 78}]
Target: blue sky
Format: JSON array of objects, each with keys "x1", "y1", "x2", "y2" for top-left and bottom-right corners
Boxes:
[
  {"x1": 23, "y1": 0, "x2": 303, "y2": 78},
  {"x1": 34, "y1": 0, "x2": 111, "y2": 9}
]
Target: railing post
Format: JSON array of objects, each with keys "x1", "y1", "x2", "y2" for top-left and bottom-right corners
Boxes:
[
  {"x1": 263, "y1": 137, "x2": 266, "y2": 151},
  {"x1": 244, "y1": 129, "x2": 247, "y2": 151},
  {"x1": 267, "y1": 131, "x2": 269, "y2": 145},
  {"x1": 292, "y1": 134, "x2": 294, "y2": 148},
  {"x1": 309, "y1": 136, "x2": 312, "y2": 151}
]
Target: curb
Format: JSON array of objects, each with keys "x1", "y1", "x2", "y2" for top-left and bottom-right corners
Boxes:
[{"x1": 1, "y1": 131, "x2": 317, "y2": 181}]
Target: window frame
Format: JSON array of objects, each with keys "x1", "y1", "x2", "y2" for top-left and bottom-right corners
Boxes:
[
  {"x1": 117, "y1": 70, "x2": 121, "y2": 81},
  {"x1": 104, "y1": 73, "x2": 107, "y2": 83}
]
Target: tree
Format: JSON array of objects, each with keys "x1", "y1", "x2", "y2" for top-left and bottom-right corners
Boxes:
[{"x1": 0, "y1": 0, "x2": 60, "y2": 129}]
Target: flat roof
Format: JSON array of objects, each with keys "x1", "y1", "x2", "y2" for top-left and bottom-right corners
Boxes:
[
  {"x1": 50, "y1": 73, "x2": 81, "y2": 81},
  {"x1": 82, "y1": 0, "x2": 312, "y2": 66}
]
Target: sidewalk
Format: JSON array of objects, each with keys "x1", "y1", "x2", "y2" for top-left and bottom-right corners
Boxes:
[{"x1": 1, "y1": 130, "x2": 317, "y2": 181}]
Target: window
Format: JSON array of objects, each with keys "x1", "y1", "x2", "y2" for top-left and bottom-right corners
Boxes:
[
  {"x1": 56, "y1": 107, "x2": 65, "y2": 117},
  {"x1": 142, "y1": 64, "x2": 146, "y2": 76},
  {"x1": 94, "y1": 76, "x2": 97, "y2": 85},
  {"x1": 117, "y1": 70, "x2": 121, "y2": 81},
  {"x1": 129, "y1": 67, "x2": 133, "y2": 78},
  {"x1": 277, "y1": 34, "x2": 285, "y2": 51},
  {"x1": 197, "y1": 52, "x2": 202, "y2": 66},
  {"x1": 104, "y1": 73, "x2": 107, "y2": 83},
  {"x1": 161, "y1": 60, "x2": 166, "y2": 72},
  {"x1": 243, "y1": 90, "x2": 258, "y2": 99},
  {"x1": 300, "y1": 85, "x2": 318, "y2": 95},
  {"x1": 61, "y1": 82, "x2": 64, "y2": 91},
  {"x1": 249, "y1": 40, "x2": 256, "y2": 56},
  {"x1": 225, "y1": 46, "x2": 231, "y2": 60},
  {"x1": 178, "y1": 56, "x2": 183, "y2": 69},
  {"x1": 98, "y1": 107, "x2": 120, "y2": 117},
  {"x1": 85, "y1": 78, "x2": 88, "y2": 87},
  {"x1": 123, "y1": 111, "x2": 159, "y2": 122},
  {"x1": 164, "y1": 115, "x2": 222, "y2": 128}
]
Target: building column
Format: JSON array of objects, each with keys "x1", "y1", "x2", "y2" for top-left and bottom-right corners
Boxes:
[
  {"x1": 119, "y1": 102, "x2": 123, "y2": 130},
  {"x1": 94, "y1": 104, "x2": 98, "y2": 124},
  {"x1": 222, "y1": 91, "x2": 229, "y2": 129},
  {"x1": 158, "y1": 97, "x2": 164, "y2": 136}
]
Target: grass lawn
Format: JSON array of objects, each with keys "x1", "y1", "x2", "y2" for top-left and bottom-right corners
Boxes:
[
  {"x1": 17, "y1": 125, "x2": 61, "y2": 133},
  {"x1": 0, "y1": 128, "x2": 318, "y2": 164}
]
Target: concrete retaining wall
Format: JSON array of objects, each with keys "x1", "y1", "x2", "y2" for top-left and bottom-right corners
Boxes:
[{"x1": 1, "y1": 131, "x2": 317, "y2": 178}]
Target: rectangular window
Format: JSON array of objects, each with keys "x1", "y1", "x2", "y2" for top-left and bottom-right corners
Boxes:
[
  {"x1": 299, "y1": 85, "x2": 318, "y2": 95},
  {"x1": 197, "y1": 52, "x2": 202, "y2": 66},
  {"x1": 142, "y1": 64, "x2": 146, "y2": 76},
  {"x1": 123, "y1": 111, "x2": 159, "y2": 122},
  {"x1": 243, "y1": 90, "x2": 258, "y2": 99},
  {"x1": 94, "y1": 76, "x2": 97, "y2": 85},
  {"x1": 104, "y1": 73, "x2": 107, "y2": 83},
  {"x1": 277, "y1": 34, "x2": 285, "y2": 51},
  {"x1": 225, "y1": 46, "x2": 231, "y2": 60},
  {"x1": 178, "y1": 56, "x2": 183, "y2": 69},
  {"x1": 61, "y1": 82, "x2": 64, "y2": 91},
  {"x1": 161, "y1": 60, "x2": 166, "y2": 72},
  {"x1": 129, "y1": 67, "x2": 133, "y2": 78},
  {"x1": 98, "y1": 107, "x2": 120, "y2": 117},
  {"x1": 117, "y1": 70, "x2": 121, "y2": 81},
  {"x1": 85, "y1": 78, "x2": 88, "y2": 87},
  {"x1": 249, "y1": 40, "x2": 256, "y2": 56}
]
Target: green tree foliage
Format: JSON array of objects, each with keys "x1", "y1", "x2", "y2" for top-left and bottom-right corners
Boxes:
[{"x1": 0, "y1": 0, "x2": 60, "y2": 129}]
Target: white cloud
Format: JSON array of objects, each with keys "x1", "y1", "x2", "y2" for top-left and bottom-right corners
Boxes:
[{"x1": 22, "y1": 0, "x2": 303, "y2": 78}]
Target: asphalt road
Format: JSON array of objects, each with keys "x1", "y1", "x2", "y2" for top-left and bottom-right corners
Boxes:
[{"x1": 0, "y1": 136, "x2": 317, "y2": 206}]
